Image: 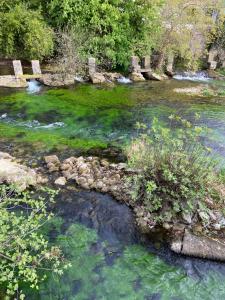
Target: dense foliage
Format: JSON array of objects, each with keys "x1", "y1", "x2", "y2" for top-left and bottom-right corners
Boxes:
[
  {"x1": 0, "y1": 0, "x2": 224, "y2": 70},
  {"x1": 47, "y1": 0, "x2": 162, "y2": 69},
  {"x1": 127, "y1": 116, "x2": 225, "y2": 227},
  {"x1": 0, "y1": 185, "x2": 68, "y2": 299},
  {"x1": 0, "y1": 4, "x2": 54, "y2": 60}
]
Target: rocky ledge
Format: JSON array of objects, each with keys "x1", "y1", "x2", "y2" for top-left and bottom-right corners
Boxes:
[
  {"x1": 44, "y1": 154, "x2": 133, "y2": 202},
  {"x1": 0, "y1": 152, "x2": 47, "y2": 191},
  {"x1": 44, "y1": 154, "x2": 225, "y2": 261}
]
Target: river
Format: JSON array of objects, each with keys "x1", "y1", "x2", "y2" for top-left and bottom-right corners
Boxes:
[{"x1": 1, "y1": 76, "x2": 225, "y2": 299}]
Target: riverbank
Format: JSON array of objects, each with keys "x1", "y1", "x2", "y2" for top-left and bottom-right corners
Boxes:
[
  {"x1": 1, "y1": 149, "x2": 225, "y2": 262},
  {"x1": 3, "y1": 149, "x2": 223, "y2": 262}
]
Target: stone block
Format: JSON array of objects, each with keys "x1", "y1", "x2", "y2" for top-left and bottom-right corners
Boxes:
[
  {"x1": 142, "y1": 56, "x2": 151, "y2": 69},
  {"x1": 13, "y1": 60, "x2": 23, "y2": 76},
  {"x1": 31, "y1": 60, "x2": 41, "y2": 74},
  {"x1": 88, "y1": 57, "x2": 96, "y2": 75},
  {"x1": 131, "y1": 56, "x2": 140, "y2": 72}
]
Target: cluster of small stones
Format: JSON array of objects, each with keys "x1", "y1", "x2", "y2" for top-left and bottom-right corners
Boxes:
[{"x1": 44, "y1": 155, "x2": 135, "y2": 202}]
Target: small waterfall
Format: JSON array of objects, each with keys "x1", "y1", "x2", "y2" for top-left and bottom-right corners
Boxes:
[
  {"x1": 27, "y1": 80, "x2": 42, "y2": 94},
  {"x1": 74, "y1": 75, "x2": 85, "y2": 82},
  {"x1": 174, "y1": 71, "x2": 211, "y2": 82},
  {"x1": 117, "y1": 76, "x2": 132, "y2": 84}
]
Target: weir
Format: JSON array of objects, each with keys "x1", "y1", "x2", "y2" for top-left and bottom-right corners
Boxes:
[{"x1": 0, "y1": 60, "x2": 42, "y2": 88}]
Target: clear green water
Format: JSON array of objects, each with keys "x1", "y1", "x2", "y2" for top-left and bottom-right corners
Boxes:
[
  {"x1": 1, "y1": 80, "x2": 225, "y2": 299},
  {"x1": 1, "y1": 80, "x2": 225, "y2": 156},
  {"x1": 26, "y1": 190, "x2": 225, "y2": 300}
]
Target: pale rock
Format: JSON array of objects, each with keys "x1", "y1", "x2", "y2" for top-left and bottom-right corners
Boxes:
[
  {"x1": 90, "y1": 72, "x2": 107, "y2": 84},
  {"x1": 55, "y1": 177, "x2": 67, "y2": 186},
  {"x1": 0, "y1": 158, "x2": 40, "y2": 191},
  {"x1": 182, "y1": 212, "x2": 192, "y2": 224},
  {"x1": 44, "y1": 155, "x2": 60, "y2": 165},
  {"x1": 130, "y1": 72, "x2": 145, "y2": 82}
]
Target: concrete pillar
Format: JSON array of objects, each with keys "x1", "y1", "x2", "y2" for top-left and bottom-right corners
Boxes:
[
  {"x1": 131, "y1": 56, "x2": 140, "y2": 72},
  {"x1": 208, "y1": 49, "x2": 217, "y2": 63},
  {"x1": 142, "y1": 56, "x2": 151, "y2": 69},
  {"x1": 166, "y1": 53, "x2": 174, "y2": 76},
  {"x1": 31, "y1": 60, "x2": 42, "y2": 74},
  {"x1": 88, "y1": 57, "x2": 96, "y2": 75},
  {"x1": 13, "y1": 60, "x2": 23, "y2": 77}
]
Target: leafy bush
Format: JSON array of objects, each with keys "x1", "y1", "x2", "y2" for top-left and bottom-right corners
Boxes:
[
  {"x1": 0, "y1": 185, "x2": 69, "y2": 299},
  {"x1": 48, "y1": 0, "x2": 162, "y2": 70},
  {"x1": 0, "y1": 4, "x2": 54, "y2": 60},
  {"x1": 126, "y1": 115, "x2": 224, "y2": 226}
]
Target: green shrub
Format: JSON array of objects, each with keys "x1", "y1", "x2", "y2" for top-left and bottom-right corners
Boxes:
[
  {"x1": 126, "y1": 115, "x2": 224, "y2": 226},
  {"x1": 0, "y1": 185, "x2": 69, "y2": 299},
  {"x1": 0, "y1": 4, "x2": 54, "y2": 60}
]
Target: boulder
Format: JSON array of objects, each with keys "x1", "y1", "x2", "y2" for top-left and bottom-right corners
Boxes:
[
  {"x1": 103, "y1": 72, "x2": 122, "y2": 81},
  {"x1": 54, "y1": 177, "x2": 67, "y2": 186},
  {"x1": 39, "y1": 74, "x2": 75, "y2": 87},
  {"x1": 0, "y1": 157, "x2": 42, "y2": 191},
  {"x1": 130, "y1": 72, "x2": 145, "y2": 82},
  {"x1": 44, "y1": 155, "x2": 61, "y2": 172},
  {"x1": 144, "y1": 72, "x2": 167, "y2": 81},
  {"x1": 90, "y1": 72, "x2": 107, "y2": 84},
  {"x1": 171, "y1": 229, "x2": 225, "y2": 261}
]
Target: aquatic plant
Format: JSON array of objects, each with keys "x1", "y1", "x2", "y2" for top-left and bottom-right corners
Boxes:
[{"x1": 126, "y1": 115, "x2": 225, "y2": 227}]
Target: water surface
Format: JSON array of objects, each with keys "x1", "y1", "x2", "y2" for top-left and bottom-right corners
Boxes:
[{"x1": 1, "y1": 79, "x2": 225, "y2": 299}]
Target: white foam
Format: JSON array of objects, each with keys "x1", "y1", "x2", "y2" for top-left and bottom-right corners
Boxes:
[
  {"x1": 27, "y1": 80, "x2": 42, "y2": 94},
  {"x1": 117, "y1": 76, "x2": 132, "y2": 84},
  {"x1": 74, "y1": 76, "x2": 85, "y2": 82},
  {"x1": 174, "y1": 71, "x2": 211, "y2": 82},
  {"x1": 0, "y1": 113, "x2": 7, "y2": 119}
]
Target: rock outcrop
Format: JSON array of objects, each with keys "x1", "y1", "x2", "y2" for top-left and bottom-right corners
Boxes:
[
  {"x1": 0, "y1": 152, "x2": 46, "y2": 191},
  {"x1": 90, "y1": 72, "x2": 124, "y2": 84},
  {"x1": 39, "y1": 74, "x2": 75, "y2": 87},
  {"x1": 130, "y1": 72, "x2": 146, "y2": 82},
  {"x1": 171, "y1": 229, "x2": 225, "y2": 261}
]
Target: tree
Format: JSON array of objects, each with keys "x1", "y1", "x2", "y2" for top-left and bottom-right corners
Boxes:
[
  {"x1": 47, "y1": 0, "x2": 162, "y2": 69},
  {"x1": 154, "y1": 0, "x2": 225, "y2": 70},
  {"x1": 0, "y1": 185, "x2": 68, "y2": 299},
  {"x1": 0, "y1": 4, "x2": 54, "y2": 60}
]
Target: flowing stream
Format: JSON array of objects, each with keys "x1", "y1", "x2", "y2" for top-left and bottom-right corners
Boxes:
[{"x1": 1, "y1": 77, "x2": 225, "y2": 299}]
